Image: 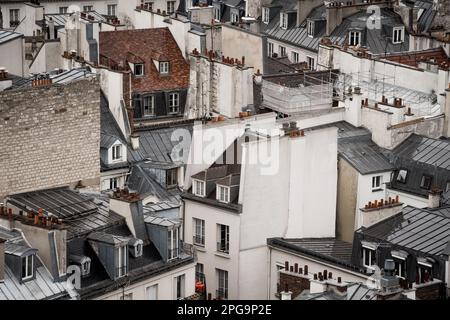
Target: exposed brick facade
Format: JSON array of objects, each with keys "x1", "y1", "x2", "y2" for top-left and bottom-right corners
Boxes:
[
  {"x1": 415, "y1": 282, "x2": 444, "y2": 300},
  {"x1": 279, "y1": 271, "x2": 311, "y2": 299},
  {"x1": 0, "y1": 78, "x2": 101, "y2": 198}
]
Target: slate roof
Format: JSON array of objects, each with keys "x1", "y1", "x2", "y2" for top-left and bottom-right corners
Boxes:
[
  {"x1": 338, "y1": 135, "x2": 394, "y2": 175},
  {"x1": 0, "y1": 30, "x2": 23, "y2": 44},
  {"x1": 127, "y1": 164, "x2": 182, "y2": 204},
  {"x1": 9, "y1": 68, "x2": 96, "y2": 89},
  {"x1": 127, "y1": 124, "x2": 193, "y2": 163},
  {"x1": 99, "y1": 28, "x2": 189, "y2": 93},
  {"x1": 268, "y1": 238, "x2": 354, "y2": 265},
  {"x1": 0, "y1": 227, "x2": 67, "y2": 300},
  {"x1": 359, "y1": 205, "x2": 450, "y2": 256}
]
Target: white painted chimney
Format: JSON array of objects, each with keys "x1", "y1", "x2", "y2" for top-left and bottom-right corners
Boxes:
[
  {"x1": 428, "y1": 189, "x2": 442, "y2": 209},
  {"x1": 130, "y1": 134, "x2": 140, "y2": 150},
  {"x1": 48, "y1": 17, "x2": 55, "y2": 39},
  {"x1": 280, "y1": 290, "x2": 292, "y2": 300}
]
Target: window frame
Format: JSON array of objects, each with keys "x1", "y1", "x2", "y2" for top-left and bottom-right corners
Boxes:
[
  {"x1": 22, "y1": 254, "x2": 34, "y2": 281},
  {"x1": 109, "y1": 177, "x2": 119, "y2": 190},
  {"x1": 291, "y1": 51, "x2": 299, "y2": 63},
  {"x1": 420, "y1": 175, "x2": 432, "y2": 190},
  {"x1": 217, "y1": 224, "x2": 230, "y2": 254},
  {"x1": 168, "y1": 227, "x2": 179, "y2": 260},
  {"x1": 107, "y1": 4, "x2": 117, "y2": 16},
  {"x1": 167, "y1": 1, "x2": 176, "y2": 14},
  {"x1": 168, "y1": 92, "x2": 180, "y2": 114},
  {"x1": 111, "y1": 144, "x2": 122, "y2": 161},
  {"x1": 392, "y1": 27, "x2": 404, "y2": 44},
  {"x1": 214, "y1": 7, "x2": 221, "y2": 21},
  {"x1": 146, "y1": 284, "x2": 158, "y2": 300},
  {"x1": 279, "y1": 46, "x2": 286, "y2": 57},
  {"x1": 159, "y1": 61, "x2": 169, "y2": 74},
  {"x1": 193, "y1": 179, "x2": 206, "y2": 197},
  {"x1": 216, "y1": 268, "x2": 228, "y2": 299},
  {"x1": 280, "y1": 12, "x2": 288, "y2": 29},
  {"x1": 349, "y1": 30, "x2": 361, "y2": 46},
  {"x1": 362, "y1": 246, "x2": 376, "y2": 269},
  {"x1": 175, "y1": 274, "x2": 185, "y2": 299},
  {"x1": 445, "y1": 181, "x2": 450, "y2": 192},
  {"x1": 193, "y1": 218, "x2": 205, "y2": 246},
  {"x1": 143, "y1": 95, "x2": 155, "y2": 117},
  {"x1": 372, "y1": 175, "x2": 383, "y2": 191},
  {"x1": 59, "y1": 7, "x2": 69, "y2": 14},
  {"x1": 262, "y1": 7, "x2": 270, "y2": 24},
  {"x1": 268, "y1": 42, "x2": 274, "y2": 57},
  {"x1": 10, "y1": 9, "x2": 20, "y2": 25},
  {"x1": 392, "y1": 256, "x2": 407, "y2": 279},
  {"x1": 307, "y1": 56, "x2": 315, "y2": 70},
  {"x1": 396, "y1": 169, "x2": 408, "y2": 184},
  {"x1": 83, "y1": 5, "x2": 94, "y2": 12},
  {"x1": 166, "y1": 168, "x2": 178, "y2": 187},
  {"x1": 134, "y1": 63, "x2": 144, "y2": 76},
  {"x1": 307, "y1": 20, "x2": 314, "y2": 37},
  {"x1": 116, "y1": 245, "x2": 128, "y2": 278},
  {"x1": 216, "y1": 185, "x2": 230, "y2": 203}
]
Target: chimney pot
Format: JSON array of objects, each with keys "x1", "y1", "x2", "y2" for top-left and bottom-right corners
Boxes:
[
  {"x1": 294, "y1": 263, "x2": 298, "y2": 273},
  {"x1": 285, "y1": 261, "x2": 289, "y2": 271},
  {"x1": 304, "y1": 265, "x2": 308, "y2": 275}
]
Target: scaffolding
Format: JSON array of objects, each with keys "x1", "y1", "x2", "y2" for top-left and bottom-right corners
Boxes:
[{"x1": 332, "y1": 71, "x2": 440, "y2": 117}]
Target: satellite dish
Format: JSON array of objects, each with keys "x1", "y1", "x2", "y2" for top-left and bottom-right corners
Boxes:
[{"x1": 68, "y1": 5, "x2": 81, "y2": 14}]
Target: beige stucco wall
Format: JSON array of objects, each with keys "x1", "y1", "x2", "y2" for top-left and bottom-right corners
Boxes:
[{"x1": 336, "y1": 157, "x2": 358, "y2": 243}]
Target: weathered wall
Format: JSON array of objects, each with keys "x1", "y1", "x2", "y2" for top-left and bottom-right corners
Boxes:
[
  {"x1": 336, "y1": 158, "x2": 358, "y2": 243},
  {"x1": 0, "y1": 77, "x2": 101, "y2": 198},
  {"x1": 0, "y1": 37, "x2": 24, "y2": 77}
]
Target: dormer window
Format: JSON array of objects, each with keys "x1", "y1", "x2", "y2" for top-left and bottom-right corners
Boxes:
[
  {"x1": 168, "y1": 227, "x2": 179, "y2": 260},
  {"x1": 112, "y1": 144, "x2": 122, "y2": 161},
  {"x1": 217, "y1": 185, "x2": 230, "y2": 203},
  {"x1": 134, "y1": 63, "x2": 144, "y2": 76},
  {"x1": 160, "y1": 61, "x2": 169, "y2": 74},
  {"x1": 280, "y1": 13, "x2": 288, "y2": 29},
  {"x1": 69, "y1": 255, "x2": 91, "y2": 277},
  {"x1": 166, "y1": 168, "x2": 178, "y2": 187},
  {"x1": 392, "y1": 27, "x2": 404, "y2": 44},
  {"x1": 262, "y1": 7, "x2": 270, "y2": 24},
  {"x1": 214, "y1": 7, "x2": 221, "y2": 21},
  {"x1": 129, "y1": 239, "x2": 144, "y2": 258},
  {"x1": 420, "y1": 175, "x2": 432, "y2": 190},
  {"x1": 307, "y1": 20, "x2": 314, "y2": 37},
  {"x1": 22, "y1": 254, "x2": 34, "y2": 281},
  {"x1": 193, "y1": 179, "x2": 205, "y2": 197},
  {"x1": 349, "y1": 31, "x2": 361, "y2": 46},
  {"x1": 231, "y1": 12, "x2": 239, "y2": 23},
  {"x1": 397, "y1": 169, "x2": 408, "y2": 183},
  {"x1": 116, "y1": 245, "x2": 128, "y2": 278}
]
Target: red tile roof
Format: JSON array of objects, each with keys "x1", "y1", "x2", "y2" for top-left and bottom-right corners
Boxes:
[
  {"x1": 383, "y1": 47, "x2": 450, "y2": 69},
  {"x1": 99, "y1": 28, "x2": 189, "y2": 93}
]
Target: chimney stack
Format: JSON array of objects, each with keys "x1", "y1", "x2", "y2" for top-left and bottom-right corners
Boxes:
[
  {"x1": 280, "y1": 283, "x2": 292, "y2": 300},
  {"x1": 428, "y1": 188, "x2": 442, "y2": 209},
  {"x1": 131, "y1": 133, "x2": 140, "y2": 150}
]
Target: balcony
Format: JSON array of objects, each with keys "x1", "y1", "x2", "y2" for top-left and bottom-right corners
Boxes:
[{"x1": 217, "y1": 241, "x2": 229, "y2": 254}]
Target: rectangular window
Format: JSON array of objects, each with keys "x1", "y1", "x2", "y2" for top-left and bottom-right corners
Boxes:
[
  {"x1": 10, "y1": 9, "x2": 20, "y2": 27},
  {"x1": 196, "y1": 263, "x2": 205, "y2": 282},
  {"x1": 291, "y1": 51, "x2": 299, "y2": 63},
  {"x1": 417, "y1": 262, "x2": 433, "y2": 284},
  {"x1": 393, "y1": 258, "x2": 406, "y2": 279},
  {"x1": 107, "y1": 4, "x2": 117, "y2": 16},
  {"x1": 216, "y1": 269, "x2": 228, "y2": 299},
  {"x1": 420, "y1": 175, "x2": 432, "y2": 190},
  {"x1": 143, "y1": 96, "x2": 155, "y2": 116},
  {"x1": 168, "y1": 227, "x2": 179, "y2": 260},
  {"x1": 146, "y1": 284, "x2": 158, "y2": 300},
  {"x1": 193, "y1": 179, "x2": 205, "y2": 197},
  {"x1": 59, "y1": 7, "x2": 68, "y2": 14},
  {"x1": 169, "y1": 93, "x2": 179, "y2": 113},
  {"x1": 109, "y1": 177, "x2": 119, "y2": 190},
  {"x1": 268, "y1": 42, "x2": 274, "y2": 57},
  {"x1": 167, "y1": 1, "x2": 176, "y2": 14},
  {"x1": 349, "y1": 31, "x2": 361, "y2": 46},
  {"x1": 160, "y1": 61, "x2": 169, "y2": 74},
  {"x1": 193, "y1": 218, "x2": 205, "y2": 246},
  {"x1": 372, "y1": 175, "x2": 383, "y2": 191},
  {"x1": 231, "y1": 12, "x2": 239, "y2": 23},
  {"x1": 166, "y1": 168, "x2": 178, "y2": 187},
  {"x1": 362, "y1": 247, "x2": 376, "y2": 268},
  {"x1": 217, "y1": 185, "x2": 230, "y2": 203},
  {"x1": 214, "y1": 8, "x2": 221, "y2": 21},
  {"x1": 262, "y1": 7, "x2": 270, "y2": 24},
  {"x1": 83, "y1": 5, "x2": 94, "y2": 12},
  {"x1": 279, "y1": 46, "x2": 286, "y2": 57},
  {"x1": 175, "y1": 274, "x2": 185, "y2": 299},
  {"x1": 134, "y1": 63, "x2": 144, "y2": 76},
  {"x1": 22, "y1": 255, "x2": 34, "y2": 280},
  {"x1": 120, "y1": 292, "x2": 133, "y2": 300},
  {"x1": 397, "y1": 169, "x2": 408, "y2": 183},
  {"x1": 116, "y1": 245, "x2": 128, "y2": 278},
  {"x1": 217, "y1": 224, "x2": 230, "y2": 254},
  {"x1": 307, "y1": 20, "x2": 314, "y2": 37},
  {"x1": 446, "y1": 181, "x2": 450, "y2": 192},
  {"x1": 307, "y1": 56, "x2": 315, "y2": 70},
  {"x1": 280, "y1": 13, "x2": 288, "y2": 29},
  {"x1": 393, "y1": 27, "x2": 404, "y2": 44},
  {"x1": 112, "y1": 144, "x2": 122, "y2": 161}
]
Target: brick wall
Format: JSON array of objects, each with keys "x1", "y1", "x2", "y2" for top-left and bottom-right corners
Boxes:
[
  {"x1": 279, "y1": 271, "x2": 311, "y2": 299},
  {"x1": 0, "y1": 78, "x2": 101, "y2": 198},
  {"x1": 415, "y1": 282, "x2": 444, "y2": 300}
]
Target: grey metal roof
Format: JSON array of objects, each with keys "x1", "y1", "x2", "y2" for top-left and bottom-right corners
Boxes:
[
  {"x1": 144, "y1": 215, "x2": 180, "y2": 227},
  {"x1": 268, "y1": 237, "x2": 354, "y2": 265},
  {"x1": 338, "y1": 136, "x2": 394, "y2": 175},
  {"x1": 87, "y1": 232, "x2": 130, "y2": 245},
  {"x1": 144, "y1": 201, "x2": 180, "y2": 213},
  {"x1": 392, "y1": 134, "x2": 450, "y2": 170},
  {"x1": 127, "y1": 164, "x2": 182, "y2": 203},
  {"x1": 0, "y1": 266, "x2": 67, "y2": 300},
  {"x1": 0, "y1": 30, "x2": 23, "y2": 45},
  {"x1": 329, "y1": 8, "x2": 409, "y2": 54},
  {"x1": 415, "y1": 0, "x2": 435, "y2": 33},
  {"x1": 127, "y1": 125, "x2": 193, "y2": 164},
  {"x1": 100, "y1": 134, "x2": 121, "y2": 149},
  {"x1": 360, "y1": 205, "x2": 450, "y2": 256}
]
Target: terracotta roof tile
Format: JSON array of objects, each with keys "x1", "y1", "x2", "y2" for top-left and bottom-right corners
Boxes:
[{"x1": 99, "y1": 28, "x2": 189, "y2": 93}]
